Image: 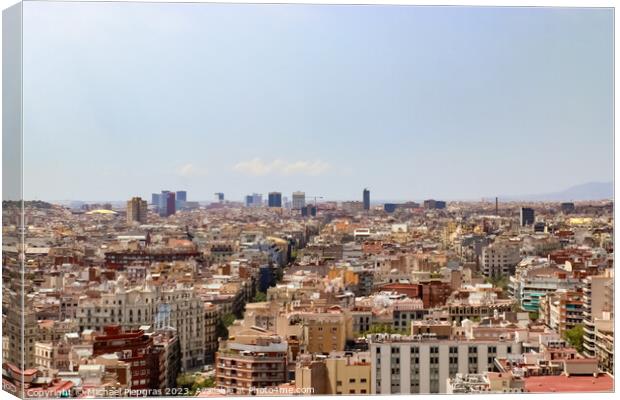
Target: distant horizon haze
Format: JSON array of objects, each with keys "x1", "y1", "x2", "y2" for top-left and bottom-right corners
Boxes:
[{"x1": 32, "y1": 181, "x2": 614, "y2": 206}]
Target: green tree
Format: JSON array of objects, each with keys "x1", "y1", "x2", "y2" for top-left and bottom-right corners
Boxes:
[
  {"x1": 176, "y1": 373, "x2": 196, "y2": 391},
  {"x1": 176, "y1": 374, "x2": 216, "y2": 396},
  {"x1": 222, "y1": 313, "x2": 236, "y2": 327},
  {"x1": 485, "y1": 276, "x2": 509, "y2": 291},
  {"x1": 215, "y1": 313, "x2": 237, "y2": 340},
  {"x1": 252, "y1": 291, "x2": 267, "y2": 303},
  {"x1": 564, "y1": 324, "x2": 585, "y2": 352},
  {"x1": 363, "y1": 324, "x2": 408, "y2": 335}
]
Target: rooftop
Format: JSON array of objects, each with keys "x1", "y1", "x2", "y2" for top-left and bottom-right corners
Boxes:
[{"x1": 523, "y1": 374, "x2": 613, "y2": 393}]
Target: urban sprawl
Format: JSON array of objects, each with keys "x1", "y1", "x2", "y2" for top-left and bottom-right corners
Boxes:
[{"x1": 2, "y1": 189, "x2": 614, "y2": 396}]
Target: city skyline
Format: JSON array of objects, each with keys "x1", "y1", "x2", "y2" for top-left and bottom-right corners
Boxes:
[
  {"x1": 33, "y1": 179, "x2": 614, "y2": 205},
  {"x1": 19, "y1": 3, "x2": 613, "y2": 201}
]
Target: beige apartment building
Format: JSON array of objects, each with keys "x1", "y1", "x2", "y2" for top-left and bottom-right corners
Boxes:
[
  {"x1": 126, "y1": 196, "x2": 148, "y2": 224},
  {"x1": 295, "y1": 352, "x2": 371, "y2": 395}
]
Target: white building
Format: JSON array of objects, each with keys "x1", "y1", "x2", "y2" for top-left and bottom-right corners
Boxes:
[
  {"x1": 292, "y1": 191, "x2": 306, "y2": 210},
  {"x1": 481, "y1": 243, "x2": 521, "y2": 278},
  {"x1": 76, "y1": 276, "x2": 205, "y2": 370},
  {"x1": 369, "y1": 333, "x2": 522, "y2": 394}
]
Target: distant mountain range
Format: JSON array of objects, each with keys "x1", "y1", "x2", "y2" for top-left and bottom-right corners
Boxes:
[{"x1": 497, "y1": 181, "x2": 613, "y2": 202}]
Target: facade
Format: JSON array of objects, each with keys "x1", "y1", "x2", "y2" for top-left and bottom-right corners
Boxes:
[
  {"x1": 582, "y1": 271, "x2": 614, "y2": 367},
  {"x1": 295, "y1": 352, "x2": 371, "y2": 395},
  {"x1": 510, "y1": 267, "x2": 581, "y2": 312},
  {"x1": 520, "y1": 207, "x2": 535, "y2": 227},
  {"x1": 127, "y1": 197, "x2": 148, "y2": 224},
  {"x1": 370, "y1": 334, "x2": 522, "y2": 394},
  {"x1": 561, "y1": 202, "x2": 575, "y2": 214},
  {"x1": 292, "y1": 192, "x2": 306, "y2": 210},
  {"x1": 159, "y1": 191, "x2": 176, "y2": 217},
  {"x1": 301, "y1": 313, "x2": 347, "y2": 354},
  {"x1": 92, "y1": 325, "x2": 161, "y2": 391},
  {"x1": 268, "y1": 192, "x2": 282, "y2": 208},
  {"x1": 481, "y1": 243, "x2": 520, "y2": 278},
  {"x1": 204, "y1": 303, "x2": 219, "y2": 363},
  {"x1": 542, "y1": 290, "x2": 583, "y2": 335},
  {"x1": 252, "y1": 193, "x2": 263, "y2": 207},
  {"x1": 4, "y1": 288, "x2": 38, "y2": 370},
  {"x1": 176, "y1": 191, "x2": 187, "y2": 210},
  {"x1": 76, "y1": 283, "x2": 205, "y2": 371},
  {"x1": 216, "y1": 334, "x2": 288, "y2": 395},
  {"x1": 384, "y1": 203, "x2": 398, "y2": 213}
]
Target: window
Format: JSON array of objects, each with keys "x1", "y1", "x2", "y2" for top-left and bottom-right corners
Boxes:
[{"x1": 349, "y1": 378, "x2": 356, "y2": 383}]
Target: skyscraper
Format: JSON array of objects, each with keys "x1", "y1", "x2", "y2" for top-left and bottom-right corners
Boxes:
[
  {"x1": 166, "y1": 192, "x2": 176, "y2": 216},
  {"x1": 151, "y1": 193, "x2": 161, "y2": 206},
  {"x1": 215, "y1": 192, "x2": 225, "y2": 203},
  {"x1": 245, "y1": 195, "x2": 254, "y2": 207},
  {"x1": 127, "y1": 196, "x2": 148, "y2": 224},
  {"x1": 176, "y1": 190, "x2": 187, "y2": 210},
  {"x1": 252, "y1": 193, "x2": 263, "y2": 207},
  {"x1": 176, "y1": 190, "x2": 187, "y2": 202},
  {"x1": 268, "y1": 192, "x2": 282, "y2": 208},
  {"x1": 292, "y1": 191, "x2": 306, "y2": 210},
  {"x1": 520, "y1": 207, "x2": 535, "y2": 226},
  {"x1": 159, "y1": 191, "x2": 176, "y2": 217},
  {"x1": 363, "y1": 188, "x2": 370, "y2": 210},
  {"x1": 159, "y1": 190, "x2": 170, "y2": 214}
]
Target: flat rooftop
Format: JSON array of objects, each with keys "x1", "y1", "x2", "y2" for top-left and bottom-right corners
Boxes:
[{"x1": 524, "y1": 374, "x2": 613, "y2": 393}]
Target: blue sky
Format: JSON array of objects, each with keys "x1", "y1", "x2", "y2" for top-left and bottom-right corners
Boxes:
[{"x1": 21, "y1": 3, "x2": 613, "y2": 202}]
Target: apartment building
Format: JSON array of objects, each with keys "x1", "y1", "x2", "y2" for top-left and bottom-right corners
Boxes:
[
  {"x1": 540, "y1": 290, "x2": 583, "y2": 335},
  {"x1": 295, "y1": 352, "x2": 371, "y2": 395},
  {"x1": 369, "y1": 333, "x2": 521, "y2": 394},
  {"x1": 299, "y1": 312, "x2": 347, "y2": 354},
  {"x1": 127, "y1": 197, "x2": 148, "y2": 224},
  {"x1": 582, "y1": 270, "x2": 614, "y2": 373},
  {"x1": 509, "y1": 266, "x2": 581, "y2": 312},
  {"x1": 481, "y1": 243, "x2": 521, "y2": 278},
  {"x1": 216, "y1": 333, "x2": 288, "y2": 395},
  {"x1": 76, "y1": 280, "x2": 205, "y2": 370},
  {"x1": 92, "y1": 325, "x2": 162, "y2": 391}
]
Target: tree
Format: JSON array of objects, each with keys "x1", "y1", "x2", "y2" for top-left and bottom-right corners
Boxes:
[
  {"x1": 215, "y1": 313, "x2": 237, "y2": 340},
  {"x1": 176, "y1": 374, "x2": 216, "y2": 396},
  {"x1": 485, "y1": 276, "x2": 509, "y2": 291},
  {"x1": 363, "y1": 324, "x2": 408, "y2": 336},
  {"x1": 222, "y1": 313, "x2": 236, "y2": 327},
  {"x1": 176, "y1": 373, "x2": 196, "y2": 391},
  {"x1": 252, "y1": 291, "x2": 267, "y2": 303},
  {"x1": 564, "y1": 324, "x2": 585, "y2": 352}
]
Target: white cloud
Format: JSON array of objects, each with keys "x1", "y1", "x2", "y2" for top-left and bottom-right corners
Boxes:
[
  {"x1": 233, "y1": 158, "x2": 330, "y2": 177},
  {"x1": 176, "y1": 163, "x2": 209, "y2": 177}
]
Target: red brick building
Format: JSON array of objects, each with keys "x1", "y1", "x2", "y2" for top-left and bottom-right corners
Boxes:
[{"x1": 92, "y1": 325, "x2": 162, "y2": 391}]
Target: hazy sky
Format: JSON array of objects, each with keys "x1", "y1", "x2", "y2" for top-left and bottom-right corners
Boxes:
[{"x1": 21, "y1": 3, "x2": 613, "y2": 202}]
